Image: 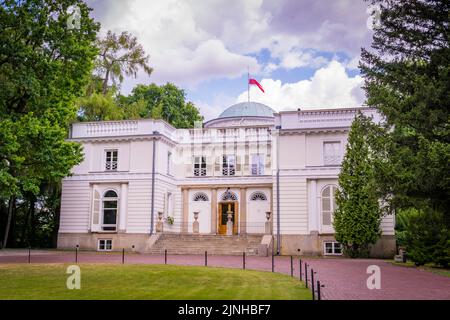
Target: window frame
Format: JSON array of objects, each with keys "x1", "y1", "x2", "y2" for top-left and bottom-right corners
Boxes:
[
  {"x1": 222, "y1": 155, "x2": 236, "y2": 176},
  {"x1": 193, "y1": 192, "x2": 209, "y2": 202},
  {"x1": 249, "y1": 191, "x2": 267, "y2": 201},
  {"x1": 251, "y1": 154, "x2": 265, "y2": 175},
  {"x1": 98, "y1": 239, "x2": 113, "y2": 251},
  {"x1": 167, "y1": 151, "x2": 173, "y2": 175},
  {"x1": 322, "y1": 141, "x2": 342, "y2": 166},
  {"x1": 166, "y1": 192, "x2": 174, "y2": 216},
  {"x1": 320, "y1": 185, "x2": 337, "y2": 233},
  {"x1": 193, "y1": 156, "x2": 207, "y2": 177},
  {"x1": 105, "y1": 149, "x2": 118, "y2": 171},
  {"x1": 323, "y1": 241, "x2": 342, "y2": 256},
  {"x1": 101, "y1": 189, "x2": 118, "y2": 232}
]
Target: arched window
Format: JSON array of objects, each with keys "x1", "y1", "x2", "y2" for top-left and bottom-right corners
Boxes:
[
  {"x1": 193, "y1": 192, "x2": 209, "y2": 202},
  {"x1": 221, "y1": 190, "x2": 238, "y2": 201},
  {"x1": 321, "y1": 185, "x2": 337, "y2": 227},
  {"x1": 250, "y1": 192, "x2": 267, "y2": 201},
  {"x1": 102, "y1": 190, "x2": 118, "y2": 231}
]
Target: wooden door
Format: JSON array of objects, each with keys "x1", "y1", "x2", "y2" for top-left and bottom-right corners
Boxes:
[{"x1": 218, "y1": 202, "x2": 238, "y2": 235}]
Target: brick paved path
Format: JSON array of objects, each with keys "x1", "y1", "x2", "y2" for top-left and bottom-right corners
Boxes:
[{"x1": 1, "y1": 250, "x2": 449, "y2": 300}]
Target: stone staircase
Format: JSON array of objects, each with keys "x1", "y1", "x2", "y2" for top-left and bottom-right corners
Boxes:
[{"x1": 145, "y1": 234, "x2": 264, "y2": 256}]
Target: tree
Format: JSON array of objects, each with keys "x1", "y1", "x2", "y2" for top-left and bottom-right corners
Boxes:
[
  {"x1": 360, "y1": 0, "x2": 450, "y2": 225},
  {"x1": 124, "y1": 83, "x2": 203, "y2": 128},
  {"x1": 333, "y1": 112, "x2": 383, "y2": 258},
  {"x1": 77, "y1": 90, "x2": 124, "y2": 121},
  {"x1": 0, "y1": 0, "x2": 99, "y2": 247},
  {"x1": 403, "y1": 209, "x2": 449, "y2": 268},
  {"x1": 95, "y1": 31, "x2": 153, "y2": 94}
]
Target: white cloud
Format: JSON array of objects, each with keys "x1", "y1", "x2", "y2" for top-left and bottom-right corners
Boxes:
[
  {"x1": 194, "y1": 92, "x2": 237, "y2": 121},
  {"x1": 236, "y1": 61, "x2": 365, "y2": 111},
  {"x1": 279, "y1": 49, "x2": 329, "y2": 70},
  {"x1": 88, "y1": 0, "x2": 374, "y2": 88}
]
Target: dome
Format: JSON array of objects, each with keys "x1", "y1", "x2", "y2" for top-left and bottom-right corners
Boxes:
[{"x1": 218, "y1": 102, "x2": 275, "y2": 119}]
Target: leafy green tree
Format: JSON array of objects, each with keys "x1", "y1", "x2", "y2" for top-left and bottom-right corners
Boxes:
[
  {"x1": 95, "y1": 30, "x2": 153, "y2": 94},
  {"x1": 125, "y1": 83, "x2": 203, "y2": 128},
  {"x1": 403, "y1": 209, "x2": 449, "y2": 267},
  {"x1": 0, "y1": 0, "x2": 99, "y2": 247},
  {"x1": 333, "y1": 113, "x2": 383, "y2": 258},
  {"x1": 361, "y1": 0, "x2": 450, "y2": 225},
  {"x1": 394, "y1": 208, "x2": 419, "y2": 248},
  {"x1": 77, "y1": 90, "x2": 124, "y2": 121}
]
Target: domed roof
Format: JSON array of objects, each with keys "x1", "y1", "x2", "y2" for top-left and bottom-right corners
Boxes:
[{"x1": 218, "y1": 102, "x2": 275, "y2": 119}]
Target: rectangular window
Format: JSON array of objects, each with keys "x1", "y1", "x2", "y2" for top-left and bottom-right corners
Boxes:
[
  {"x1": 166, "y1": 192, "x2": 173, "y2": 217},
  {"x1": 193, "y1": 156, "x2": 206, "y2": 176},
  {"x1": 323, "y1": 242, "x2": 342, "y2": 256},
  {"x1": 222, "y1": 155, "x2": 236, "y2": 176},
  {"x1": 167, "y1": 152, "x2": 172, "y2": 175},
  {"x1": 98, "y1": 239, "x2": 112, "y2": 251},
  {"x1": 323, "y1": 142, "x2": 341, "y2": 165},
  {"x1": 105, "y1": 150, "x2": 118, "y2": 171},
  {"x1": 251, "y1": 154, "x2": 265, "y2": 175}
]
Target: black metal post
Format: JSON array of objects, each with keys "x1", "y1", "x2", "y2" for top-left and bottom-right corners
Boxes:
[
  {"x1": 299, "y1": 258, "x2": 302, "y2": 281},
  {"x1": 243, "y1": 252, "x2": 246, "y2": 270},
  {"x1": 271, "y1": 251, "x2": 274, "y2": 272},
  {"x1": 75, "y1": 245, "x2": 79, "y2": 263},
  {"x1": 164, "y1": 249, "x2": 167, "y2": 265},
  {"x1": 122, "y1": 248, "x2": 125, "y2": 264},
  {"x1": 305, "y1": 263, "x2": 308, "y2": 288},
  {"x1": 311, "y1": 269, "x2": 315, "y2": 300},
  {"x1": 28, "y1": 247, "x2": 31, "y2": 263},
  {"x1": 317, "y1": 280, "x2": 321, "y2": 301},
  {"x1": 290, "y1": 256, "x2": 293, "y2": 277},
  {"x1": 204, "y1": 251, "x2": 207, "y2": 266}
]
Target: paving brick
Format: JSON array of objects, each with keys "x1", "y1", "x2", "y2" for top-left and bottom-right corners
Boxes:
[{"x1": 0, "y1": 250, "x2": 449, "y2": 300}]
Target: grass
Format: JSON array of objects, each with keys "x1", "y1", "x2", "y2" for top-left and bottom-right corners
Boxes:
[
  {"x1": 387, "y1": 260, "x2": 450, "y2": 278},
  {"x1": 0, "y1": 264, "x2": 311, "y2": 300}
]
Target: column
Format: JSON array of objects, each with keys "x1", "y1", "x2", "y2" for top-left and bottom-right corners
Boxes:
[
  {"x1": 308, "y1": 180, "x2": 318, "y2": 233},
  {"x1": 239, "y1": 188, "x2": 247, "y2": 234},
  {"x1": 119, "y1": 183, "x2": 128, "y2": 232},
  {"x1": 210, "y1": 189, "x2": 217, "y2": 234},
  {"x1": 182, "y1": 188, "x2": 189, "y2": 233}
]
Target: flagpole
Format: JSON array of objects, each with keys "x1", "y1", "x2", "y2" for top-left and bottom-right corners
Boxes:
[{"x1": 247, "y1": 66, "x2": 250, "y2": 103}]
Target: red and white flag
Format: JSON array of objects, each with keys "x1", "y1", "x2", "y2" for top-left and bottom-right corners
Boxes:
[{"x1": 248, "y1": 78, "x2": 265, "y2": 93}]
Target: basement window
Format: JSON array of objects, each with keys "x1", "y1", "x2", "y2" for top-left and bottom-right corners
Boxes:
[
  {"x1": 98, "y1": 239, "x2": 113, "y2": 251},
  {"x1": 323, "y1": 241, "x2": 342, "y2": 256}
]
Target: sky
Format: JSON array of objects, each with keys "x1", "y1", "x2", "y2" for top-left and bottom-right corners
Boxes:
[{"x1": 86, "y1": 0, "x2": 377, "y2": 120}]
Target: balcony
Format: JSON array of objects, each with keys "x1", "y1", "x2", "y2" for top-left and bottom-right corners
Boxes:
[{"x1": 69, "y1": 119, "x2": 176, "y2": 140}]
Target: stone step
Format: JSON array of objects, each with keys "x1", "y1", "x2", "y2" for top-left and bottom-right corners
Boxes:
[
  {"x1": 146, "y1": 249, "x2": 259, "y2": 256},
  {"x1": 145, "y1": 233, "x2": 264, "y2": 256}
]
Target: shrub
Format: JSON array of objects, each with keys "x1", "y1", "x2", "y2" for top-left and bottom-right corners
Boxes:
[{"x1": 404, "y1": 209, "x2": 449, "y2": 268}]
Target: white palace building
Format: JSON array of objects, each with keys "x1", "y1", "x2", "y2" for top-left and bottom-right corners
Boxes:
[{"x1": 58, "y1": 102, "x2": 396, "y2": 257}]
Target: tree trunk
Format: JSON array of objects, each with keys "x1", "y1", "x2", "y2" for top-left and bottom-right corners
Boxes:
[
  {"x1": 9, "y1": 200, "x2": 17, "y2": 247},
  {"x1": 30, "y1": 197, "x2": 36, "y2": 248},
  {"x1": 2, "y1": 196, "x2": 15, "y2": 249},
  {"x1": 52, "y1": 200, "x2": 61, "y2": 248},
  {"x1": 21, "y1": 196, "x2": 33, "y2": 246},
  {"x1": 102, "y1": 68, "x2": 110, "y2": 95}
]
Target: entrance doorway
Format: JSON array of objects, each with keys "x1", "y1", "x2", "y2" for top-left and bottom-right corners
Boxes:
[{"x1": 218, "y1": 202, "x2": 238, "y2": 235}]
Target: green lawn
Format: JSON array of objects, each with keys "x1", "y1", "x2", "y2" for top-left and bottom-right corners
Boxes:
[{"x1": 0, "y1": 264, "x2": 311, "y2": 300}]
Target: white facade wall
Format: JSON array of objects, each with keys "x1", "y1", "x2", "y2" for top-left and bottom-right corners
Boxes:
[
  {"x1": 59, "y1": 108, "x2": 395, "y2": 256},
  {"x1": 272, "y1": 176, "x2": 308, "y2": 235},
  {"x1": 59, "y1": 180, "x2": 91, "y2": 233}
]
